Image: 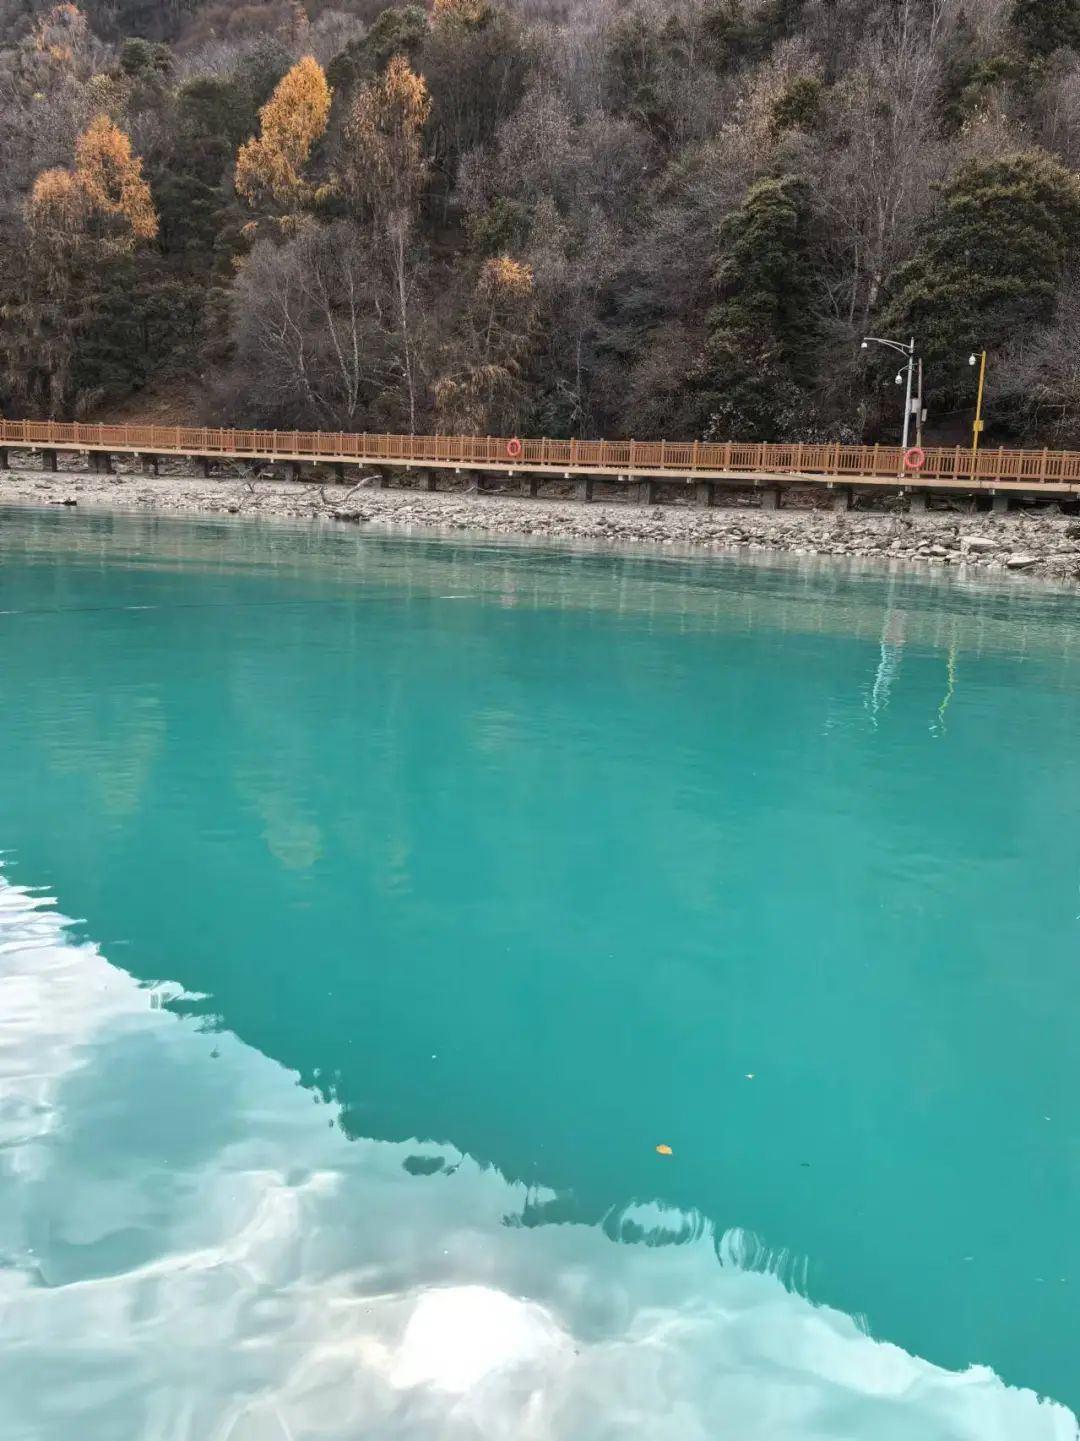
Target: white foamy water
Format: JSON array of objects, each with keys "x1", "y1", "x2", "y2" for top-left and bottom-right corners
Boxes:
[{"x1": 0, "y1": 873, "x2": 1075, "y2": 1441}]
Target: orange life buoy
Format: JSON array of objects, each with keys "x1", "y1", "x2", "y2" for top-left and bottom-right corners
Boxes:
[
  {"x1": 507, "y1": 437, "x2": 523, "y2": 459},
  {"x1": 904, "y1": 446, "x2": 926, "y2": 470}
]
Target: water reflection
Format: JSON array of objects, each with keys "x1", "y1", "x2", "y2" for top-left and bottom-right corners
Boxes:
[
  {"x1": 1, "y1": 877, "x2": 1075, "y2": 1441},
  {"x1": 2, "y1": 511, "x2": 1080, "y2": 1427},
  {"x1": 5, "y1": 503, "x2": 1080, "y2": 662}
]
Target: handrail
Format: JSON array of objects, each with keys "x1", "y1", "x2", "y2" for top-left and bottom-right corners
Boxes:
[{"x1": 2, "y1": 419, "x2": 1079, "y2": 487}]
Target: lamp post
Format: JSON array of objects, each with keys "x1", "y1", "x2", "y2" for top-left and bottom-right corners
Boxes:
[
  {"x1": 862, "y1": 335, "x2": 918, "y2": 449},
  {"x1": 969, "y1": 351, "x2": 987, "y2": 461}
]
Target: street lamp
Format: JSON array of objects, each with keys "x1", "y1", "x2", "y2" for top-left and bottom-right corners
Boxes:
[
  {"x1": 969, "y1": 351, "x2": 987, "y2": 460},
  {"x1": 862, "y1": 336, "x2": 919, "y2": 449}
]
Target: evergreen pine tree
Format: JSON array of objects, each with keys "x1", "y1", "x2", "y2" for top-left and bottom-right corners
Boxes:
[{"x1": 696, "y1": 172, "x2": 821, "y2": 440}]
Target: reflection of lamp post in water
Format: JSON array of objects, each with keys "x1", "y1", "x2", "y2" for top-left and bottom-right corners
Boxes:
[
  {"x1": 933, "y1": 640, "x2": 958, "y2": 736},
  {"x1": 868, "y1": 588, "x2": 907, "y2": 726}
]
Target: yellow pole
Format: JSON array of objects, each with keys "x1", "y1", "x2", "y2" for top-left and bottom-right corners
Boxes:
[{"x1": 972, "y1": 350, "x2": 987, "y2": 459}]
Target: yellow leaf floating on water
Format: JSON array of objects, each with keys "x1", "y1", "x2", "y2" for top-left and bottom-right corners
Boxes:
[{"x1": 655, "y1": 1144, "x2": 673, "y2": 1156}]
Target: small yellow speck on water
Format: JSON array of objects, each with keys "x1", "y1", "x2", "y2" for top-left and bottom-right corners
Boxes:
[{"x1": 656, "y1": 1144, "x2": 673, "y2": 1156}]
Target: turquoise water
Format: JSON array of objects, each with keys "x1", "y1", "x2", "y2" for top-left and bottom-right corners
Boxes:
[{"x1": 1, "y1": 506, "x2": 1079, "y2": 1440}]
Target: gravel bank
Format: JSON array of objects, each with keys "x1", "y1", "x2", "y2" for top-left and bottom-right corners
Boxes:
[{"x1": 4, "y1": 466, "x2": 1080, "y2": 584}]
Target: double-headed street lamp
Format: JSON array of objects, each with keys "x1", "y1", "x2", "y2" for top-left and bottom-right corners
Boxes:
[{"x1": 862, "y1": 335, "x2": 919, "y2": 449}]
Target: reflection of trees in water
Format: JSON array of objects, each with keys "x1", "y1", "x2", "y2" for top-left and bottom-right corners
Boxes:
[
  {"x1": 37, "y1": 687, "x2": 165, "y2": 820},
  {"x1": 9, "y1": 510, "x2": 1077, "y2": 662}
]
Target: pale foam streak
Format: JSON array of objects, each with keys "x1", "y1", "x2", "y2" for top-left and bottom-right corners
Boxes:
[{"x1": 0, "y1": 872, "x2": 1076, "y2": 1441}]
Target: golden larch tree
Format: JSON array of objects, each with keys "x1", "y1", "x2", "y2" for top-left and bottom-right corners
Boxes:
[
  {"x1": 435, "y1": 254, "x2": 536, "y2": 433},
  {"x1": 341, "y1": 55, "x2": 431, "y2": 433},
  {"x1": 22, "y1": 113, "x2": 157, "y2": 415},
  {"x1": 28, "y1": 114, "x2": 157, "y2": 248},
  {"x1": 27, "y1": 167, "x2": 85, "y2": 240},
  {"x1": 31, "y1": 2, "x2": 88, "y2": 73},
  {"x1": 74, "y1": 114, "x2": 158, "y2": 239},
  {"x1": 342, "y1": 55, "x2": 430, "y2": 220},
  {"x1": 235, "y1": 55, "x2": 331, "y2": 211},
  {"x1": 431, "y1": 0, "x2": 490, "y2": 27}
]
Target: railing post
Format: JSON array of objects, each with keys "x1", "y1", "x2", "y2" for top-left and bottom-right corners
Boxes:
[
  {"x1": 1040, "y1": 448, "x2": 1049, "y2": 484},
  {"x1": 831, "y1": 441, "x2": 840, "y2": 477},
  {"x1": 691, "y1": 440, "x2": 700, "y2": 470},
  {"x1": 629, "y1": 438, "x2": 637, "y2": 474}
]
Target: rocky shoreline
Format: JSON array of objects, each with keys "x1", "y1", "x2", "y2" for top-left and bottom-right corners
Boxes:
[{"x1": 3, "y1": 466, "x2": 1080, "y2": 584}]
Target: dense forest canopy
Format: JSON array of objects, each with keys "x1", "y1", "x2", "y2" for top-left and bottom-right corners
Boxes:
[{"x1": 3, "y1": 0, "x2": 1080, "y2": 445}]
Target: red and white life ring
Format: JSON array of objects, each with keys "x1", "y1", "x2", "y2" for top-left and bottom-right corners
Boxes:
[
  {"x1": 507, "y1": 437, "x2": 523, "y2": 459},
  {"x1": 903, "y1": 446, "x2": 926, "y2": 471}
]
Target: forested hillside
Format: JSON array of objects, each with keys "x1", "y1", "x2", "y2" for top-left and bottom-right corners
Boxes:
[{"x1": 3, "y1": 0, "x2": 1080, "y2": 445}]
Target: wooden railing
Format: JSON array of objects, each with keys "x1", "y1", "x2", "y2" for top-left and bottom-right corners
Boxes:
[{"x1": 3, "y1": 419, "x2": 1080, "y2": 489}]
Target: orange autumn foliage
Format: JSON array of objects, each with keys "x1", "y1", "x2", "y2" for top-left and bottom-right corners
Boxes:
[
  {"x1": 431, "y1": 0, "x2": 490, "y2": 26},
  {"x1": 28, "y1": 114, "x2": 157, "y2": 248},
  {"x1": 478, "y1": 254, "x2": 533, "y2": 301},
  {"x1": 31, "y1": 2, "x2": 85, "y2": 69},
  {"x1": 235, "y1": 55, "x2": 331, "y2": 210},
  {"x1": 75, "y1": 114, "x2": 158, "y2": 240},
  {"x1": 343, "y1": 55, "x2": 430, "y2": 219},
  {"x1": 28, "y1": 167, "x2": 85, "y2": 235},
  {"x1": 434, "y1": 253, "x2": 536, "y2": 432}
]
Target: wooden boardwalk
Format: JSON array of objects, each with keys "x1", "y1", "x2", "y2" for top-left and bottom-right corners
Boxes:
[{"x1": 3, "y1": 419, "x2": 1080, "y2": 500}]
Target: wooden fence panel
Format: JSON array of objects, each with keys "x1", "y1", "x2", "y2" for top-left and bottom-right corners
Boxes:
[{"x1": 4, "y1": 417, "x2": 1080, "y2": 488}]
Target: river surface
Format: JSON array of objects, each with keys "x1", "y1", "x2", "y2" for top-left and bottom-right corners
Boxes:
[{"x1": 1, "y1": 507, "x2": 1078, "y2": 1440}]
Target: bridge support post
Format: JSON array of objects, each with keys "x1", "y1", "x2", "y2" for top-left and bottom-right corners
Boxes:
[
  {"x1": 94, "y1": 451, "x2": 114, "y2": 475},
  {"x1": 758, "y1": 486, "x2": 781, "y2": 510},
  {"x1": 991, "y1": 493, "x2": 1009, "y2": 513},
  {"x1": 0, "y1": 447, "x2": 8, "y2": 470},
  {"x1": 43, "y1": 449, "x2": 59, "y2": 472},
  {"x1": 142, "y1": 454, "x2": 159, "y2": 476},
  {"x1": 830, "y1": 486, "x2": 852, "y2": 512},
  {"x1": 574, "y1": 478, "x2": 594, "y2": 502},
  {"x1": 288, "y1": 461, "x2": 302, "y2": 482},
  {"x1": 523, "y1": 476, "x2": 539, "y2": 498},
  {"x1": 333, "y1": 462, "x2": 346, "y2": 483},
  {"x1": 693, "y1": 481, "x2": 713, "y2": 508},
  {"x1": 636, "y1": 480, "x2": 658, "y2": 505},
  {"x1": 418, "y1": 469, "x2": 436, "y2": 491},
  {"x1": 908, "y1": 490, "x2": 928, "y2": 513}
]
